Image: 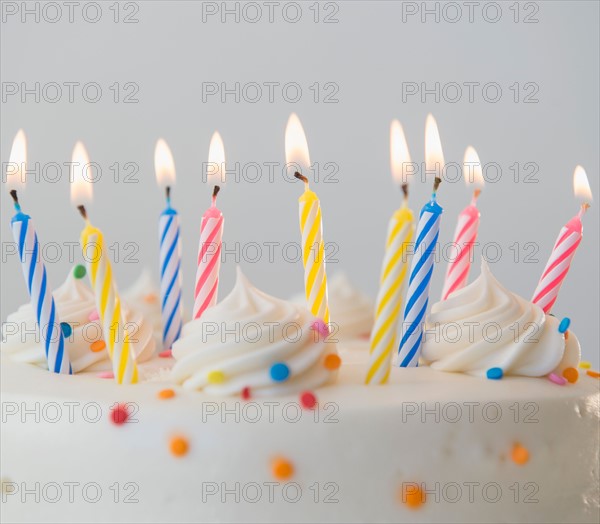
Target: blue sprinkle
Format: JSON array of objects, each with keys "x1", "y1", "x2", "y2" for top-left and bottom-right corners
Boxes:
[
  {"x1": 270, "y1": 363, "x2": 290, "y2": 382},
  {"x1": 60, "y1": 322, "x2": 72, "y2": 338},
  {"x1": 558, "y1": 317, "x2": 571, "y2": 334},
  {"x1": 486, "y1": 367, "x2": 503, "y2": 380}
]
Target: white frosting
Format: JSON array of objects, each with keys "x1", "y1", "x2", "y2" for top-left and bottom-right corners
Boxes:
[
  {"x1": 172, "y1": 267, "x2": 338, "y2": 396},
  {"x1": 1, "y1": 269, "x2": 155, "y2": 373},
  {"x1": 421, "y1": 260, "x2": 579, "y2": 377},
  {"x1": 122, "y1": 269, "x2": 163, "y2": 346},
  {"x1": 1, "y1": 353, "x2": 599, "y2": 524},
  {"x1": 292, "y1": 272, "x2": 373, "y2": 342}
]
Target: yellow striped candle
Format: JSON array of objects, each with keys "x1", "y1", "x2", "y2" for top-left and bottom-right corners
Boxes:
[
  {"x1": 285, "y1": 113, "x2": 330, "y2": 324},
  {"x1": 366, "y1": 120, "x2": 415, "y2": 384},
  {"x1": 70, "y1": 142, "x2": 138, "y2": 384},
  {"x1": 297, "y1": 174, "x2": 330, "y2": 323}
]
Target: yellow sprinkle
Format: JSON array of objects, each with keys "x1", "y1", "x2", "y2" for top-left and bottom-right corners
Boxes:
[
  {"x1": 207, "y1": 371, "x2": 225, "y2": 384},
  {"x1": 579, "y1": 361, "x2": 591, "y2": 369}
]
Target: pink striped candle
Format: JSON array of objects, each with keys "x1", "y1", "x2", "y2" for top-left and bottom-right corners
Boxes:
[
  {"x1": 532, "y1": 166, "x2": 592, "y2": 313},
  {"x1": 193, "y1": 132, "x2": 225, "y2": 319},
  {"x1": 441, "y1": 146, "x2": 484, "y2": 301}
]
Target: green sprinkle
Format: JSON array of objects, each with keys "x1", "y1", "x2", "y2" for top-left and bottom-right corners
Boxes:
[{"x1": 73, "y1": 265, "x2": 86, "y2": 279}]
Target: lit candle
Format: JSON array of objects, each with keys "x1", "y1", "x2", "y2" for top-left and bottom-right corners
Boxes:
[
  {"x1": 193, "y1": 132, "x2": 225, "y2": 319},
  {"x1": 285, "y1": 113, "x2": 330, "y2": 324},
  {"x1": 6, "y1": 130, "x2": 71, "y2": 374},
  {"x1": 398, "y1": 114, "x2": 444, "y2": 368},
  {"x1": 366, "y1": 120, "x2": 416, "y2": 384},
  {"x1": 154, "y1": 139, "x2": 183, "y2": 353},
  {"x1": 532, "y1": 166, "x2": 593, "y2": 313},
  {"x1": 441, "y1": 146, "x2": 484, "y2": 300},
  {"x1": 70, "y1": 142, "x2": 138, "y2": 384}
]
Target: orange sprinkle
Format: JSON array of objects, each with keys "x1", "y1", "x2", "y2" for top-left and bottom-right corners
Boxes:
[
  {"x1": 401, "y1": 484, "x2": 425, "y2": 509},
  {"x1": 144, "y1": 293, "x2": 158, "y2": 303},
  {"x1": 586, "y1": 370, "x2": 600, "y2": 379},
  {"x1": 271, "y1": 458, "x2": 294, "y2": 480},
  {"x1": 562, "y1": 367, "x2": 579, "y2": 384},
  {"x1": 324, "y1": 354, "x2": 341, "y2": 370},
  {"x1": 158, "y1": 388, "x2": 175, "y2": 399},
  {"x1": 170, "y1": 436, "x2": 189, "y2": 457},
  {"x1": 564, "y1": 330, "x2": 569, "y2": 340},
  {"x1": 511, "y1": 443, "x2": 529, "y2": 465},
  {"x1": 90, "y1": 340, "x2": 106, "y2": 352}
]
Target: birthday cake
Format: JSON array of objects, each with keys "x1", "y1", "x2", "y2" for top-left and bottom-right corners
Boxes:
[{"x1": 1, "y1": 264, "x2": 599, "y2": 524}]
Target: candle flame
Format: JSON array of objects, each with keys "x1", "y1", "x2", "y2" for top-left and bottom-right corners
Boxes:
[
  {"x1": 425, "y1": 114, "x2": 445, "y2": 178},
  {"x1": 6, "y1": 129, "x2": 27, "y2": 192},
  {"x1": 207, "y1": 131, "x2": 226, "y2": 186},
  {"x1": 70, "y1": 141, "x2": 93, "y2": 207},
  {"x1": 463, "y1": 146, "x2": 485, "y2": 189},
  {"x1": 154, "y1": 138, "x2": 176, "y2": 188},
  {"x1": 390, "y1": 119, "x2": 412, "y2": 185},
  {"x1": 573, "y1": 165, "x2": 592, "y2": 204},
  {"x1": 285, "y1": 113, "x2": 311, "y2": 173}
]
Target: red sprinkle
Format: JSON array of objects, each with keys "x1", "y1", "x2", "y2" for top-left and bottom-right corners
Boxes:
[
  {"x1": 97, "y1": 371, "x2": 114, "y2": 379},
  {"x1": 159, "y1": 349, "x2": 173, "y2": 358},
  {"x1": 300, "y1": 391, "x2": 317, "y2": 409},
  {"x1": 110, "y1": 403, "x2": 130, "y2": 425},
  {"x1": 241, "y1": 387, "x2": 251, "y2": 400}
]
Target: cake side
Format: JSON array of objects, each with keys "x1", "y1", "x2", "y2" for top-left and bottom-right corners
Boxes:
[{"x1": 2, "y1": 357, "x2": 598, "y2": 524}]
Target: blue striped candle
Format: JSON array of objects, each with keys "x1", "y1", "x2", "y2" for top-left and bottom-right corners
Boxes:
[
  {"x1": 159, "y1": 187, "x2": 183, "y2": 350},
  {"x1": 9, "y1": 191, "x2": 72, "y2": 374},
  {"x1": 398, "y1": 192, "x2": 443, "y2": 367}
]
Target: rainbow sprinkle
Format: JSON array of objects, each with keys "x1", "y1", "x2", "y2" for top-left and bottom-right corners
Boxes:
[
  {"x1": 270, "y1": 363, "x2": 290, "y2": 382},
  {"x1": 562, "y1": 367, "x2": 579, "y2": 383},
  {"x1": 207, "y1": 370, "x2": 225, "y2": 384},
  {"x1": 60, "y1": 322, "x2": 72, "y2": 337},
  {"x1": 271, "y1": 458, "x2": 294, "y2": 480},
  {"x1": 558, "y1": 317, "x2": 571, "y2": 333},
  {"x1": 300, "y1": 391, "x2": 317, "y2": 409},
  {"x1": 73, "y1": 264, "x2": 86, "y2": 279},
  {"x1": 548, "y1": 373, "x2": 566, "y2": 385},
  {"x1": 486, "y1": 367, "x2": 503, "y2": 380}
]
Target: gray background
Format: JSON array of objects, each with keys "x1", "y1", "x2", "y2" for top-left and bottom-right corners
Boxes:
[{"x1": 1, "y1": 1, "x2": 598, "y2": 366}]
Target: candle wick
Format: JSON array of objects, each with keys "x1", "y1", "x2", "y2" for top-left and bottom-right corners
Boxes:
[
  {"x1": 578, "y1": 202, "x2": 590, "y2": 218},
  {"x1": 9, "y1": 189, "x2": 21, "y2": 212},
  {"x1": 433, "y1": 176, "x2": 442, "y2": 193},
  {"x1": 77, "y1": 205, "x2": 88, "y2": 221},
  {"x1": 294, "y1": 171, "x2": 309, "y2": 190},
  {"x1": 165, "y1": 186, "x2": 171, "y2": 206},
  {"x1": 212, "y1": 185, "x2": 220, "y2": 206},
  {"x1": 401, "y1": 183, "x2": 409, "y2": 201},
  {"x1": 471, "y1": 188, "x2": 481, "y2": 206}
]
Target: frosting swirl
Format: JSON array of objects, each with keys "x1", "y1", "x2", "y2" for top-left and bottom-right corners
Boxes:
[
  {"x1": 1, "y1": 268, "x2": 155, "y2": 373},
  {"x1": 171, "y1": 268, "x2": 338, "y2": 396},
  {"x1": 421, "y1": 260, "x2": 579, "y2": 377}
]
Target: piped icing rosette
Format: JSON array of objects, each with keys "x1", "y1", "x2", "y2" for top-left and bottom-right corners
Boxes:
[
  {"x1": 171, "y1": 268, "x2": 339, "y2": 396},
  {"x1": 1, "y1": 265, "x2": 156, "y2": 373},
  {"x1": 122, "y1": 269, "x2": 163, "y2": 346},
  {"x1": 292, "y1": 272, "x2": 374, "y2": 342},
  {"x1": 421, "y1": 260, "x2": 580, "y2": 377}
]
